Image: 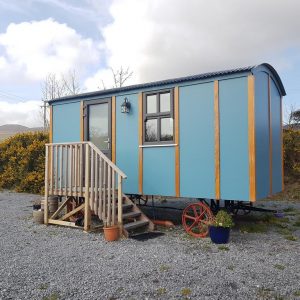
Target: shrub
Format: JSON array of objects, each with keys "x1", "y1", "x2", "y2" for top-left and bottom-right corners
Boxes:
[
  {"x1": 212, "y1": 210, "x2": 234, "y2": 228},
  {"x1": 0, "y1": 132, "x2": 48, "y2": 194},
  {"x1": 283, "y1": 129, "x2": 300, "y2": 182}
]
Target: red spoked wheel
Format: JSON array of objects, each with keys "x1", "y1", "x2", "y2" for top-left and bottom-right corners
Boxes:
[{"x1": 182, "y1": 202, "x2": 214, "y2": 238}]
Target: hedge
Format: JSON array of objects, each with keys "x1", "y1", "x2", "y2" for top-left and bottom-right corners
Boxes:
[
  {"x1": 0, "y1": 132, "x2": 48, "y2": 194},
  {"x1": 283, "y1": 129, "x2": 300, "y2": 182}
]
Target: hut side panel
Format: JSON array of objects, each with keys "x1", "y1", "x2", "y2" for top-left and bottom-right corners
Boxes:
[
  {"x1": 143, "y1": 147, "x2": 175, "y2": 196},
  {"x1": 254, "y1": 71, "x2": 270, "y2": 199},
  {"x1": 116, "y1": 93, "x2": 139, "y2": 195},
  {"x1": 52, "y1": 101, "x2": 81, "y2": 143},
  {"x1": 179, "y1": 82, "x2": 215, "y2": 199},
  {"x1": 219, "y1": 77, "x2": 249, "y2": 201},
  {"x1": 270, "y1": 78, "x2": 283, "y2": 194}
]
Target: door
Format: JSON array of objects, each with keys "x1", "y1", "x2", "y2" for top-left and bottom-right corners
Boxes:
[{"x1": 85, "y1": 98, "x2": 111, "y2": 159}]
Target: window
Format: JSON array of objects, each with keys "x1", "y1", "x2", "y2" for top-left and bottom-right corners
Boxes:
[{"x1": 143, "y1": 89, "x2": 174, "y2": 144}]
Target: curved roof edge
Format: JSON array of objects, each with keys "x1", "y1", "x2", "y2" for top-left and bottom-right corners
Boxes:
[
  {"x1": 48, "y1": 63, "x2": 286, "y2": 104},
  {"x1": 252, "y1": 63, "x2": 286, "y2": 96}
]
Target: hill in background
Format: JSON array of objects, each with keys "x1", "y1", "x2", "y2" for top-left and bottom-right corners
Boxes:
[{"x1": 0, "y1": 124, "x2": 43, "y2": 141}]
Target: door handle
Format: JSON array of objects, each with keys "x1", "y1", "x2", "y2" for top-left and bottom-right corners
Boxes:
[{"x1": 104, "y1": 138, "x2": 110, "y2": 149}]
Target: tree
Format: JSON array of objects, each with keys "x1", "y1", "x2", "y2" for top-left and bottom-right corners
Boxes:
[
  {"x1": 99, "y1": 66, "x2": 133, "y2": 90},
  {"x1": 41, "y1": 70, "x2": 82, "y2": 130}
]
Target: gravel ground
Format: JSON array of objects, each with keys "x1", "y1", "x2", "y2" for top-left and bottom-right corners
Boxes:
[{"x1": 0, "y1": 191, "x2": 300, "y2": 300}]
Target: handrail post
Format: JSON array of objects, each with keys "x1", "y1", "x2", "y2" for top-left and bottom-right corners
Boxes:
[
  {"x1": 84, "y1": 144, "x2": 91, "y2": 232},
  {"x1": 117, "y1": 174, "x2": 122, "y2": 232},
  {"x1": 44, "y1": 145, "x2": 49, "y2": 225}
]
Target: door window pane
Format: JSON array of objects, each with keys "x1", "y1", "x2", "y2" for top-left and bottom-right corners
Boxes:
[
  {"x1": 161, "y1": 118, "x2": 173, "y2": 141},
  {"x1": 145, "y1": 119, "x2": 157, "y2": 142},
  {"x1": 147, "y1": 95, "x2": 157, "y2": 113},
  {"x1": 89, "y1": 103, "x2": 109, "y2": 150},
  {"x1": 160, "y1": 92, "x2": 170, "y2": 112}
]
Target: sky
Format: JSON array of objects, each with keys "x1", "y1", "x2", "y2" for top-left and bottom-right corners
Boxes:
[{"x1": 0, "y1": 0, "x2": 299, "y2": 127}]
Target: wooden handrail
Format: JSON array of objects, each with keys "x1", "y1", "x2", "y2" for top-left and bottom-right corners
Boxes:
[
  {"x1": 45, "y1": 142, "x2": 127, "y2": 179},
  {"x1": 44, "y1": 141, "x2": 126, "y2": 229}
]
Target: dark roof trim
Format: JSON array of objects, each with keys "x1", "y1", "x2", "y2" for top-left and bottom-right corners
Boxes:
[
  {"x1": 253, "y1": 63, "x2": 286, "y2": 96},
  {"x1": 48, "y1": 63, "x2": 286, "y2": 104}
]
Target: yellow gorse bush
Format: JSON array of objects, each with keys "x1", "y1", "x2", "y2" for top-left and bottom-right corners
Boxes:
[
  {"x1": 0, "y1": 132, "x2": 48, "y2": 194},
  {"x1": 283, "y1": 129, "x2": 300, "y2": 182}
]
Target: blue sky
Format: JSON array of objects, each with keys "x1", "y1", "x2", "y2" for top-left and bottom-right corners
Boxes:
[{"x1": 0, "y1": 0, "x2": 299, "y2": 126}]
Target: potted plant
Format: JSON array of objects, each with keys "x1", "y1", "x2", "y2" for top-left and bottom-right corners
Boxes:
[
  {"x1": 103, "y1": 221, "x2": 120, "y2": 242},
  {"x1": 209, "y1": 210, "x2": 234, "y2": 244}
]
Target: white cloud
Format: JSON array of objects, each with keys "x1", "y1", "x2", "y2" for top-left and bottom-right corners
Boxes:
[
  {"x1": 84, "y1": 0, "x2": 300, "y2": 89},
  {"x1": 0, "y1": 18, "x2": 99, "y2": 81},
  {"x1": 0, "y1": 100, "x2": 42, "y2": 127}
]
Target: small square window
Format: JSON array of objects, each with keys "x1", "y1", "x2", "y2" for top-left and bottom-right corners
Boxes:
[
  {"x1": 146, "y1": 95, "x2": 156, "y2": 113},
  {"x1": 160, "y1": 92, "x2": 170, "y2": 112},
  {"x1": 145, "y1": 119, "x2": 157, "y2": 142},
  {"x1": 161, "y1": 118, "x2": 173, "y2": 141},
  {"x1": 143, "y1": 89, "x2": 174, "y2": 145}
]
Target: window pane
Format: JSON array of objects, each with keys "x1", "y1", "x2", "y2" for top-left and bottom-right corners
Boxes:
[
  {"x1": 147, "y1": 95, "x2": 157, "y2": 113},
  {"x1": 145, "y1": 119, "x2": 157, "y2": 142},
  {"x1": 88, "y1": 103, "x2": 109, "y2": 150},
  {"x1": 160, "y1": 92, "x2": 170, "y2": 112},
  {"x1": 161, "y1": 118, "x2": 173, "y2": 141}
]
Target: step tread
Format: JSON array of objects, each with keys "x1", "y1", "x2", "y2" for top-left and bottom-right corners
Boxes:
[
  {"x1": 121, "y1": 203, "x2": 133, "y2": 210},
  {"x1": 123, "y1": 220, "x2": 149, "y2": 231},
  {"x1": 123, "y1": 211, "x2": 141, "y2": 219}
]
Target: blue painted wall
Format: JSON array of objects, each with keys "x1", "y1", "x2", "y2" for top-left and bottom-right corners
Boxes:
[
  {"x1": 254, "y1": 71, "x2": 270, "y2": 199},
  {"x1": 180, "y1": 82, "x2": 215, "y2": 198},
  {"x1": 143, "y1": 147, "x2": 175, "y2": 196},
  {"x1": 116, "y1": 93, "x2": 139, "y2": 194},
  {"x1": 270, "y1": 78, "x2": 283, "y2": 193},
  {"x1": 52, "y1": 101, "x2": 81, "y2": 143},
  {"x1": 219, "y1": 77, "x2": 249, "y2": 201}
]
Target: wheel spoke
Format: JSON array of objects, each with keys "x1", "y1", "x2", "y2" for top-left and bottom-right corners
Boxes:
[
  {"x1": 187, "y1": 220, "x2": 197, "y2": 231},
  {"x1": 192, "y1": 206, "x2": 199, "y2": 218},
  {"x1": 184, "y1": 214, "x2": 196, "y2": 221}
]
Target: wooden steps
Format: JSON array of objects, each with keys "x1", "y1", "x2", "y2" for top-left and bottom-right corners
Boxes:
[
  {"x1": 124, "y1": 220, "x2": 149, "y2": 231},
  {"x1": 121, "y1": 194, "x2": 155, "y2": 238}
]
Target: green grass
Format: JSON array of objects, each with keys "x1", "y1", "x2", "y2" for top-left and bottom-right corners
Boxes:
[
  {"x1": 285, "y1": 235, "x2": 297, "y2": 241},
  {"x1": 38, "y1": 283, "x2": 49, "y2": 290},
  {"x1": 157, "y1": 288, "x2": 167, "y2": 295},
  {"x1": 159, "y1": 265, "x2": 170, "y2": 272},
  {"x1": 227, "y1": 265, "x2": 235, "y2": 270},
  {"x1": 294, "y1": 290, "x2": 300, "y2": 297},
  {"x1": 218, "y1": 245, "x2": 229, "y2": 251},
  {"x1": 274, "y1": 264, "x2": 285, "y2": 270},
  {"x1": 240, "y1": 223, "x2": 268, "y2": 233},
  {"x1": 181, "y1": 288, "x2": 191, "y2": 296},
  {"x1": 42, "y1": 292, "x2": 59, "y2": 300}
]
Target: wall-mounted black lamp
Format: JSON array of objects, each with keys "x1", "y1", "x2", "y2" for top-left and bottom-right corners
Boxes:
[{"x1": 121, "y1": 97, "x2": 131, "y2": 113}]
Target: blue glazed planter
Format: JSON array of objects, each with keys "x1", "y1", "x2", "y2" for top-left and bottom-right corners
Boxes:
[{"x1": 209, "y1": 226, "x2": 230, "y2": 244}]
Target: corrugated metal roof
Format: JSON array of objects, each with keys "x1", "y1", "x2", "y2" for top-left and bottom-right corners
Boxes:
[{"x1": 48, "y1": 63, "x2": 286, "y2": 103}]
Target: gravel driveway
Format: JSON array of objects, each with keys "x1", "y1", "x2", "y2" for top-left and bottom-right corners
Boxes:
[{"x1": 0, "y1": 191, "x2": 299, "y2": 300}]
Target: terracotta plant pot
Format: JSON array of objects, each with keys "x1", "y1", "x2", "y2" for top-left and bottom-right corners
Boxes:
[{"x1": 103, "y1": 225, "x2": 120, "y2": 241}]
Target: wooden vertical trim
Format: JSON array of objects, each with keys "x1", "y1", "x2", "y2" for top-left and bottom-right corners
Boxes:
[
  {"x1": 174, "y1": 86, "x2": 180, "y2": 197},
  {"x1": 49, "y1": 105, "x2": 53, "y2": 143},
  {"x1": 80, "y1": 101, "x2": 84, "y2": 141},
  {"x1": 214, "y1": 81, "x2": 220, "y2": 199},
  {"x1": 44, "y1": 145, "x2": 49, "y2": 225},
  {"x1": 280, "y1": 96, "x2": 284, "y2": 191},
  {"x1": 84, "y1": 144, "x2": 91, "y2": 232},
  {"x1": 138, "y1": 93, "x2": 143, "y2": 194},
  {"x1": 111, "y1": 96, "x2": 116, "y2": 163},
  {"x1": 268, "y1": 75, "x2": 273, "y2": 195},
  {"x1": 248, "y1": 75, "x2": 256, "y2": 202}
]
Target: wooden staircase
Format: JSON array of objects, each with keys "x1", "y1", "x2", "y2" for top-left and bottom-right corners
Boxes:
[
  {"x1": 44, "y1": 141, "x2": 154, "y2": 237},
  {"x1": 121, "y1": 194, "x2": 154, "y2": 238}
]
